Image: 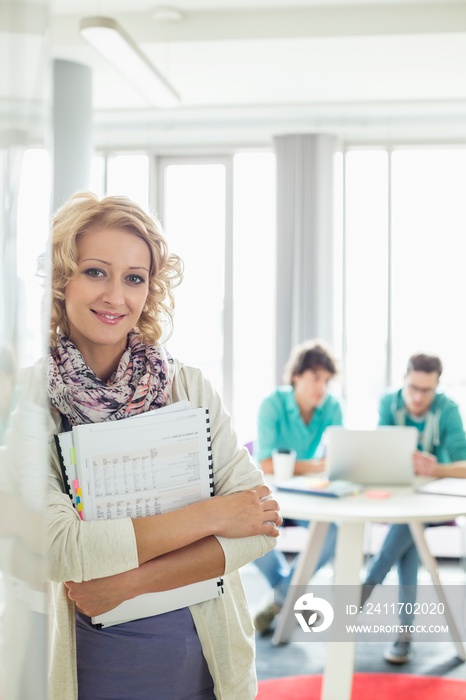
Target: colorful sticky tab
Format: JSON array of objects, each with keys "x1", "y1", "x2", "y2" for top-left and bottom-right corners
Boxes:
[{"x1": 72, "y1": 479, "x2": 84, "y2": 518}]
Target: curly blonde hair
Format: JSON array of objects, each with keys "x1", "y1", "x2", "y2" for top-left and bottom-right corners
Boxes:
[{"x1": 50, "y1": 192, "x2": 183, "y2": 347}]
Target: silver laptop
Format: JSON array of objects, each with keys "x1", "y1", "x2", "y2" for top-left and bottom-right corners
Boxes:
[{"x1": 325, "y1": 426, "x2": 418, "y2": 486}]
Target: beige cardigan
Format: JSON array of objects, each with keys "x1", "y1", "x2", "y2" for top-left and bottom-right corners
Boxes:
[{"x1": 47, "y1": 359, "x2": 276, "y2": 700}]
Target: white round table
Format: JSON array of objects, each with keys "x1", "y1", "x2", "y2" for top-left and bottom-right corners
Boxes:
[{"x1": 271, "y1": 483, "x2": 466, "y2": 700}]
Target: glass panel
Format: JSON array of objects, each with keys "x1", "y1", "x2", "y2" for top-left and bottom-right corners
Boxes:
[
  {"x1": 344, "y1": 150, "x2": 389, "y2": 427},
  {"x1": 0, "y1": 0, "x2": 51, "y2": 681},
  {"x1": 391, "y1": 148, "x2": 466, "y2": 414},
  {"x1": 163, "y1": 163, "x2": 226, "y2": 395},
  {"x1": 16, "y1": 149, "x2": 51, "y2": 367},
  {"x1": 232, "y1": 152, "x2": 276, "y2": 444},
  {"x1": 0, "y1": 144, "x2": 49, "y2": 700}
]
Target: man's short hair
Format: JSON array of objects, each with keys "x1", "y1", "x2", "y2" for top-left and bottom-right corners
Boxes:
[
  {"x1": 406, "y1": 353, "x2": 443, "y2": 377},
  {"x1": 283, "y1": 339, "x2": 337, "y2": 385}
]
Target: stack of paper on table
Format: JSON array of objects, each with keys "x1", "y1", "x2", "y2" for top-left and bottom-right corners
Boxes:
[{"x1": 416, "y1": 477, "x2": 466, "y2": 498}]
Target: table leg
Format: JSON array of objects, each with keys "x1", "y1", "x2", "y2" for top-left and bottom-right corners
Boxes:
[
  {"x1": 272, "y1": 521, "x2": 330, "y2": 645},
  {"x1": 409, "y1": 522, "x2": 466, "y2": 660},
  {"x1": 321, "y1": 521, "x2": 365, "y2": 700}
]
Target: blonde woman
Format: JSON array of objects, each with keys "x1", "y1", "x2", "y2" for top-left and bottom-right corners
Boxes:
[{"x1": 46, "y1": 192, "x2": 281, "y2": 700}]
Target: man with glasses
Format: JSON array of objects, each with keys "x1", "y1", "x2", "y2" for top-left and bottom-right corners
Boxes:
[{"x1": 362, "y1": 353, "x2": 466, "y2": 664}]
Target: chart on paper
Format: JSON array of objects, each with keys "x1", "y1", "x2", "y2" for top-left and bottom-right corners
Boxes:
[
  {"x1": 89, "y1": 439, "x2": 208, "y2": 519},
  {"x1": 71, "y1": 406, "x2": 213, "y2": 521}
]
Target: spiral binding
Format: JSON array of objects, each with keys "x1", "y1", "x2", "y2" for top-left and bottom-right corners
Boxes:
[
  {"x1": 205, "y1": 408, "x2": 215, "y2": 494},
  {"x1": 205, "y1": 408, "x2": 223, "y2": 593}
]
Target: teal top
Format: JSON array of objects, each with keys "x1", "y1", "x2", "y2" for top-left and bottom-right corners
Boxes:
[
  {"x1": 254, "y1": 386, "x2": 343, "y2": 462},
  {"x1": 378, "y1": 389, "x2": 466, "y2": 463}
]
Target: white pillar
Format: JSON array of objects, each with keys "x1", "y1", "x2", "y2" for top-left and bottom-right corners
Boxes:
[
  {"x1": 52, "y1": 59, "x2": 92, "y2": 210},
  {"x1": 274, "y1": 133, "x2": 339, "y2": 382}
]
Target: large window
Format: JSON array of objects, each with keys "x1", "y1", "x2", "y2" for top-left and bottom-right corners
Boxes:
[
  {"x1": 158, "y1": 159, "x2": 228, "y2": 398},
  {"x1": 390, "y1": 148, "x2": 466, "y2": 400},
  {"x1": 156, "y1": 153, "x2": 276, "y2": 444},
  {"x1": 91, "y1": 153, "x2": 149, "y2": 208},
  {"x1": 343, "y1": 150, "x2": 389, "y2": 427},
  {"x1": 232, "y1": 152, "x2": 276, "y2": 443},
  {"x1": 344, "y1": 147, "x2": 466, "y2": 425},
  {"x1": 19, "y1": 144, "x2": 466, "y2": 435}
]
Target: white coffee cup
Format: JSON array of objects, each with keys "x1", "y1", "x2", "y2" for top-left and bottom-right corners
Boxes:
[{"x1": 272, "y1": 449, "x2": 296, "y2": 481}]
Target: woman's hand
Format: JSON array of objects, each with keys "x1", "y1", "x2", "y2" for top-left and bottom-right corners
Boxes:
[
  {"x1": 65, "y1": 568, "x2": 140, "y2": 617},
  {"x1": 64, "y1": 536, "x2": 227, "y2": 616},
  {"x1": 133, "y1": 484, "x2": 282, "y2": 565},
  {"x1": 208, "y1": 484, "x2": 282, "y2": 538}
]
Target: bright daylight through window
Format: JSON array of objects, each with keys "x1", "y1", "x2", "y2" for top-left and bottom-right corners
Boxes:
[{"x1": 17, "y1": 146, "x2": 466, "y2": 437}]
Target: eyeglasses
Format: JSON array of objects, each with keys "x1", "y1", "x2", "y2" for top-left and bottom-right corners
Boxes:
[{"x1": 405, "y1": 383, "x2": 436, "y2": 396}]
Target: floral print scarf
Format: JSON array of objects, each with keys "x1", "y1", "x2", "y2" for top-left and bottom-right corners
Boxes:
[{"x1": 47, "y1": 331, "x2": 172, "y2": 426}]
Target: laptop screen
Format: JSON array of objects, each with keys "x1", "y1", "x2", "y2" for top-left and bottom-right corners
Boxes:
[{"x1": 325, "y1": 427, "x2": 418, "y2": 486}]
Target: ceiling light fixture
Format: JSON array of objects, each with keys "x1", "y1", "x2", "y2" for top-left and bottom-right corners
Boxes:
[
  {"x1": 152, "y1": 6, "x2": 184, "y2": 22},
  {"x1": 79, "y1": 16, "x2": 180, "y2": 108}
]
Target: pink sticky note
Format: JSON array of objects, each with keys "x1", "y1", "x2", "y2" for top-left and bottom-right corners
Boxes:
[{"x1": 364, "y1": 489, "x2": 392, "y2": 499}]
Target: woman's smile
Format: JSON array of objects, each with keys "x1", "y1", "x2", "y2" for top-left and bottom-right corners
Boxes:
[{"x1": 91, "y1": 309, "x2": 127, "y2": 325}]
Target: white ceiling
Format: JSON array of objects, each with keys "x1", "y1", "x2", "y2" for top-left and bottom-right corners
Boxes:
[{"x1": 48, "y1": 1, "x2": 466, "y2": 147}]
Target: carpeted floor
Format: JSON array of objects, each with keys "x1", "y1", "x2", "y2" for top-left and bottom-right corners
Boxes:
[
  {"x1": 241, "y1": 553, "x2": 466, "y2": 689},
  {"x1": 256, "y1": 673, "x2": 466, "y2": 700}
]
